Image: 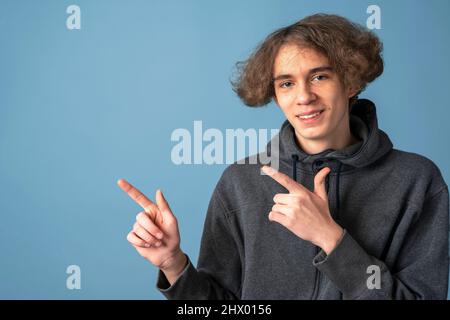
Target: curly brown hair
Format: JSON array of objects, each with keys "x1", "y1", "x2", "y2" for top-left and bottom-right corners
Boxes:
[{"x1": 231, "y1": 14, "x2": 384, "y2": 107}]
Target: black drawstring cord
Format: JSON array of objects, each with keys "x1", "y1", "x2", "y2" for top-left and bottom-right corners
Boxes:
[
  {"x1": 335, "y1": 161, "x2": 343, "y2": 222},
  {"x1": 291, "y1": 154, "x2": 299, "y2": 182}
]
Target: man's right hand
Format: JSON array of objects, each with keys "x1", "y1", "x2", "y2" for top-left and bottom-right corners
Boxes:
[{"x1": 117, "y1": 179, "x2": 187, "y2": 283}]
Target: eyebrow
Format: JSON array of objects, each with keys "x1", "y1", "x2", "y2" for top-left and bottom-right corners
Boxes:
[{"x1": 272, "y1": 66, "x2": 334, "y2": 82}]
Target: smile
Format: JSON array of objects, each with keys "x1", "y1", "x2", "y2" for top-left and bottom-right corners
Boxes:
[{"x1": 296, "y1": 109, "x2": 325, "y2": 123}]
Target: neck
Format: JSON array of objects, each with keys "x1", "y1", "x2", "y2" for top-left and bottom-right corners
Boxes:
[{"x1": 294, "y1": 126, "x2": 360, "y2": 155}]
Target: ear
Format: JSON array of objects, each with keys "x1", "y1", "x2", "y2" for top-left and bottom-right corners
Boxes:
[{"x1": 347, "y1": 86, "x2": 359, "y2": 99}]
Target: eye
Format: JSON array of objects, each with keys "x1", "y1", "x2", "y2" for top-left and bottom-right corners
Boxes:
[
  {"x1": 279, "y1": 81, "x2": 294, "y2": 88},
  {"x1": 312, "y1": 74, "x2": 328, "y2": 82}
]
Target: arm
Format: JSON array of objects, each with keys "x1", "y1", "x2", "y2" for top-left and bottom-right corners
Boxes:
[
  {"x1": 156, "y1": 184, "x2": 242, "y2": 300},
  {"x1": 313, "y1": 187, "x2": 449, "y2": 299},
  {"x1": 118, "y1": 177, "x2": 241, "y2": 300}
]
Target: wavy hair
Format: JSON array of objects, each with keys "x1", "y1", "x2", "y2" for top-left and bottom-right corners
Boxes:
[{"x1": 231, "y1": 14, "x2": 384, "y2": 107}]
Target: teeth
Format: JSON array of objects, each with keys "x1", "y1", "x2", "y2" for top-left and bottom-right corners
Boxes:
[{"x1": 299, "y1": 111, "x2": 321, "y2": 119}]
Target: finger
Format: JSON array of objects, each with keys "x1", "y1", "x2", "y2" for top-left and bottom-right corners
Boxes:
[
  {"x1": 136, "y1": 212, "x2": 164, "y2": 240},
  {"x1": 127, "y1": 231, "x2": 151, "y2": 248},
  {"x1": 117, "y1": 179, "x2": 158, "y2": 214},
  {"x1": 272, "y1": 204, "x2": 295, "y2": 217},
  {"x1": 268, "y1": 210, "x2": 290, "y2": 227},
  {"x1": 314, "y1": 167, "x2": 331, "y2": 201},
  {"x1": 133, "y1": 223, "x2": 161, "y2": 246},
  {"x1": 261, "y1": 166, "x2": 307, "y2": 194},
  {"x1": 156, "y1": 189, "x2": 175, "y2": 222},
  {"x1": 273, "y1": 193, "x2": 300, "y2": 205}
]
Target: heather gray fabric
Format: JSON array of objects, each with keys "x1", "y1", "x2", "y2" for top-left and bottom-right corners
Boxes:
[{"x1": 156, "y1": 99, "x2": 449, "y2": 299}]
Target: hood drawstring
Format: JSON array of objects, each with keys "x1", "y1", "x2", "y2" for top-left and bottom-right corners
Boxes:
[
  {"x1": 291, "y1": 154, "x2": 299, "y2": 182},
  {"x1": 334, "y1": 161, "x2": 343, "y2": 221},
  {"x1": 291, "y1": 155, "x2": 343, "y2": 222}
]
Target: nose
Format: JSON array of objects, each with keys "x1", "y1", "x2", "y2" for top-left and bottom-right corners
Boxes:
[{"x1": 296, "y1": 82, "x2": 316, "y2": 105}]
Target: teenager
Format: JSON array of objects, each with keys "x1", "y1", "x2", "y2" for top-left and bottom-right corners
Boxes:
[{"x1": 118, "y1": 14, "x2": 449, "y2": 299}]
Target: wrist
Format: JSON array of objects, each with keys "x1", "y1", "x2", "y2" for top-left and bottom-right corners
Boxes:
[
  {"x1": 160, "y1": 250, "x2": 188, "y2": 282},
  {"x1": 320, "y1": 224, "x2": 344, "y2": 255}
]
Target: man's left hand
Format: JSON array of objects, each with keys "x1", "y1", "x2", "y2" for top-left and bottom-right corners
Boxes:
[{"x1": 261, "y1": 165, "x2": 344, "y2": 255}]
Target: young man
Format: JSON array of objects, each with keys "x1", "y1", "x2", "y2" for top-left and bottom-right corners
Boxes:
[{"x1": 118, "y1": 14, "x2": 449, "y2": 299}]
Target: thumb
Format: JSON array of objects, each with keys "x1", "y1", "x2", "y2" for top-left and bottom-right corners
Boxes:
[
  {"x1": 156, "y1": 189, "x2": 175, "y2": 221},
  {"x1": 314, "y1": 167, "x2": 331, "y2": 201}
]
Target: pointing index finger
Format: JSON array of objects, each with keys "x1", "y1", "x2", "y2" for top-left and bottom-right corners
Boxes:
[
  {"x1": 117, "y1": 179, "x2": 157, "y2": 213},
  {"x1": 261, "y1": 166, "x2": 306, "y2": 194}
]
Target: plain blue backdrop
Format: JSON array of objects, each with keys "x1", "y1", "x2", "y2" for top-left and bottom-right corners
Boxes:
[{"x1": 0, "y1": 0, "x2": 449, "y2": 299}]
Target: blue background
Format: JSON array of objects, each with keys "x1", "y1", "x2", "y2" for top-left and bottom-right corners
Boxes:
[{"x1": 0, "y1": 0, "x2": 449, "y2": 299}]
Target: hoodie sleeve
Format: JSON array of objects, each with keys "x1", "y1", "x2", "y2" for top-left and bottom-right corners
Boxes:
[
  {"x1": 156, "y1": 182, "x2": 242, "y2": 300},
  {"x1": 313, "y1": 186, "x2": 449, "y2": 300}
]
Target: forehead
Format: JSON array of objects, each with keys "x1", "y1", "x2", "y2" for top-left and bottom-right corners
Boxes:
[{"x1": 273, "y1": 44, "x2": 330, "y2": 75}]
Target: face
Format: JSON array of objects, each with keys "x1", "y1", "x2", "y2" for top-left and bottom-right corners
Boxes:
[{"x1": 273, "y1": 44, "x2": 356, "y2": 152}]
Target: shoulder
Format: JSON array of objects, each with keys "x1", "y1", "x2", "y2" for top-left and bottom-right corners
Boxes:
[
  {"x1": 390, "y1": 149, "x2": 442, "y2": 175},
  {"x1": 389, "y1": 149, "x2": 448, "y2": 197}
]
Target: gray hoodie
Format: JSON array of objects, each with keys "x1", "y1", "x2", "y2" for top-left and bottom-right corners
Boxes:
[{"x1": 157, "y1": 99, "x2": 449, "y2": 299}]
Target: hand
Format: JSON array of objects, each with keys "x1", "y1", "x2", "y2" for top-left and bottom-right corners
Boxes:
[
  {"x1": 117, "y1": 179, "x2": 187, "y2": 279},
  {"x1": 261, "y1": 166, "x2": 343, "y2": 254}
]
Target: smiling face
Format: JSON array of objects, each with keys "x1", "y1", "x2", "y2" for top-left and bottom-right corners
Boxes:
[{"x1": 273, "y1": 44, "x2": 358, "y2": 154}]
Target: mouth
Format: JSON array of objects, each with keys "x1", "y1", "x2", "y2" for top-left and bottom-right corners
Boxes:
[{"x1": 296, "y1": 109, "x2": 325, "y2": 124}]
